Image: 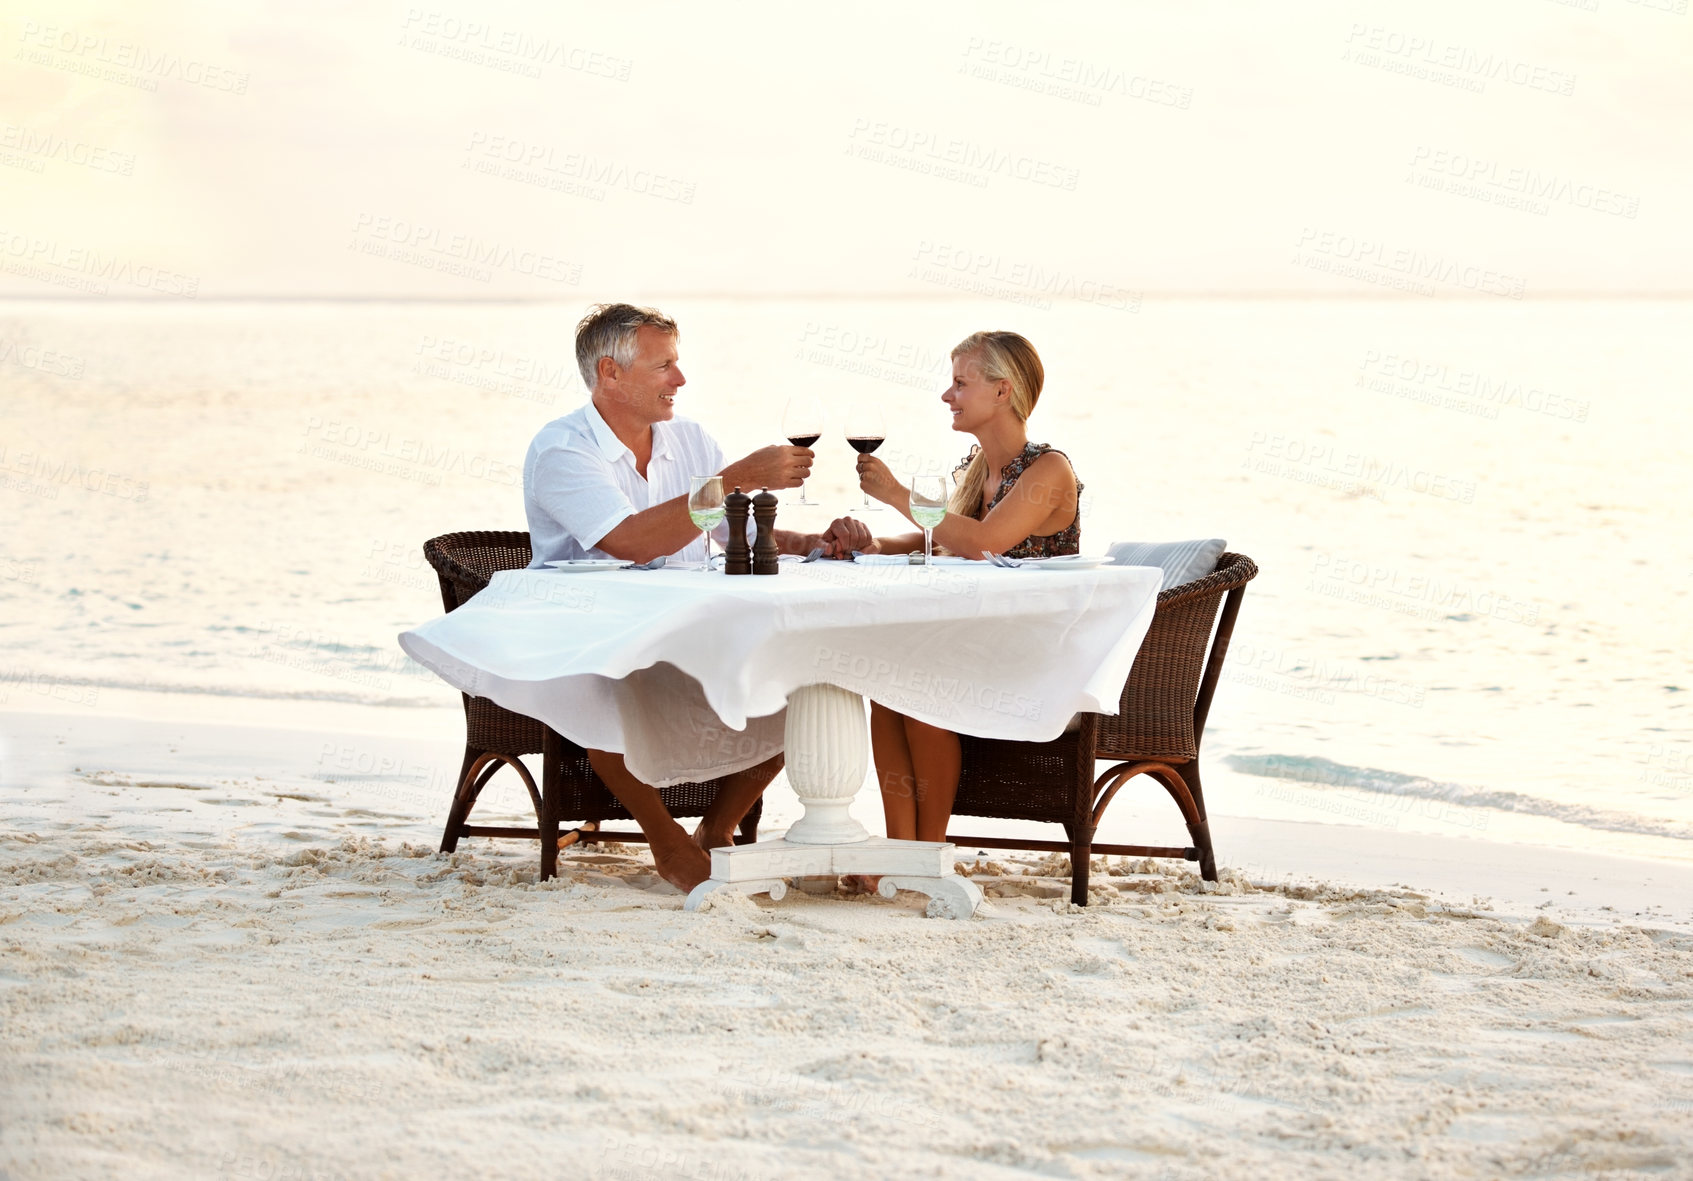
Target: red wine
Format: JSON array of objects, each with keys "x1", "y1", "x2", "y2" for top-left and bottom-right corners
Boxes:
[
  {"x1": 787, "y1": 434, "x2": 821, "y2": 448},
  {"x1": 847, "y1": 436, "x2": 884, "y2": 454}
]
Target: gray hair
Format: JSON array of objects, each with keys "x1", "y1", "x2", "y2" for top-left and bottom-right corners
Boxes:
[{"x1": 574, "y1": 303, "x2": 678, "y2": 391}]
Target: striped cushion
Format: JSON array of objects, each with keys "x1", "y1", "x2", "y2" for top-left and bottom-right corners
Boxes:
[{"x1": 1106, "y1": 539, "x2": 1227, "y2": 590}]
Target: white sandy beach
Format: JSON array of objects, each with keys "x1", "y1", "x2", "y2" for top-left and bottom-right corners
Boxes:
[
  {"x1": 4, "y1": 699, "x2": 1692, "y2": 1180},
  {"x1": 4, "y1": 293, "x2": 1692, "y2": 1177},
  {"x1": 6, "y1": 0, "x2": 1693, "y2": 1172}
]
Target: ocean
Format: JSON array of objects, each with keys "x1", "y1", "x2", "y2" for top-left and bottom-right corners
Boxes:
[{"x1": 2, "y1": 295, "x2": 1689, "y2": 864}]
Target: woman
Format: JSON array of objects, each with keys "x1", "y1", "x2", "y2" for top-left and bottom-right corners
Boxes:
[{"x1": 846, "y1": 330, "x2": 1082, "y2": 861}]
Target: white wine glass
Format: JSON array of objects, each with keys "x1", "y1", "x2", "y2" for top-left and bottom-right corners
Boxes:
[
  {"x1": 782, "y1": 396, "x2": 824, "y2": 506},
  {"x1": 689, "y1": 476, "x2": 726, "y2": 569},
  {"x1": 845, "y1": 402, "x2": 886, "y2": 511},
  {"x1": 909, "y1": 475, "x2": 948, "y2": 566}
]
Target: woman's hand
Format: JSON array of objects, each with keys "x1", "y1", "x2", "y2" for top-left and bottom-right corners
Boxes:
[{"x1": 856, "y1": 454, "x2": 904, "y2": 507}]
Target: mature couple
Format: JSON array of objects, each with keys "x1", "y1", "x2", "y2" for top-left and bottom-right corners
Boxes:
[{"x1": 525, "y1": 303, "x2": 1081, "y2": 891}]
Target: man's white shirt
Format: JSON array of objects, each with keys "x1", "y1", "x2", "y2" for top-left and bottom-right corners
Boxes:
[{"x1": 524, "y1": 400, "x2": 729, "y2": 567}]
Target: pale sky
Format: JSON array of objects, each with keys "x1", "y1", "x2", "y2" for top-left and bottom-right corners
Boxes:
[{"x1": 1, "y1": 0, "x2": 1689, "y2": 298}]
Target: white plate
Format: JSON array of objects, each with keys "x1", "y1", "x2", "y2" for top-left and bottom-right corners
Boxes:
[
  {"x1": 851, "y1": 553, "x2": 976, "y2": 566},
  {"x1": 1021, "y1": 555, "x2": 1113, "y2": 571},
  {"x1": 543, "y1": 559, "x2": 632, "y2": 572}
]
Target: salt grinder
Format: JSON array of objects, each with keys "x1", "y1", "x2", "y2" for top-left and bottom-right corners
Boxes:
[
  {"x1": 723, "y1": 486, "x2": 752, "y2": 575},
  {"x1": 752, "y1": 488, "x2": 779, "y2": 575}
]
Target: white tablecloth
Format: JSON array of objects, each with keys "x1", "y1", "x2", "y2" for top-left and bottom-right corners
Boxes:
[{"x1": 398, "y1": 561, "x2": 1163, "y2": 787}]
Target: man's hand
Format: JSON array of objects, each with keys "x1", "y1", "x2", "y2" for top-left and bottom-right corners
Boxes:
[
  {"x1": 722, "y1": 445, "x2": 812, "y2": 492},
  {"x1": 820, "y1": 516, "x2": 873, "y2": 558}
]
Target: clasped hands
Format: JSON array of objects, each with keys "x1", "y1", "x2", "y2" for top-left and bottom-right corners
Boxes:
[
  {"x1": 816, "y1": 453, "x2": 904, "y2": 558},
  {"x1": 722, "y1": 446, "x2": 905, "y2": 560},
  {"x1": 812, "y1": 453, "x2": 907, "y2": 558}
]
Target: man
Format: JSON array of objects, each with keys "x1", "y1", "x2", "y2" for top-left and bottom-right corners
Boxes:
[{"x1": 523, "y1": 302, "x2": 848, "y2": 891}]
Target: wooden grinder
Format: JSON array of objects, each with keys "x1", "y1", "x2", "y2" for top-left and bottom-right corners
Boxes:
[
  {"x1": 723, "y1": 486, "x2": 752, "y2": 575},
  {"x1": 752, "y1": 488, "x2": 779, "y2": 575}
]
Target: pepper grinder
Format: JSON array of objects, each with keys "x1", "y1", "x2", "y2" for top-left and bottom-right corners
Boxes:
[
  {"x1": 752, "y1": 488, "x2": 779, "y2": 575},
  {"x1": 723, "y1": 486, "x2": 752, "y2": 575}
]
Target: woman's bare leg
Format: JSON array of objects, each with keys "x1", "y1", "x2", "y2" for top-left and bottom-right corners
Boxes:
[
  {"x1": 869, "y1": 701, "x2": 917, "y2": 840},
  {"x1": 843, "y1": 702, "x2": 919, "y2": 893},
  {"x1": 903, "y1": 717, "x2": 962, "y2": 843}
]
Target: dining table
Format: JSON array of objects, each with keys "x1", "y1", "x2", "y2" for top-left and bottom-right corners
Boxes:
[{"x1": 398, "y1": 554, "x2": 1163, "y2": 918}]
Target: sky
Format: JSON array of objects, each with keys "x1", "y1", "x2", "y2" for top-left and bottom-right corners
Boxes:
[{"x1": 1, "y1": 0, "x2": 1690, "y2": 299}]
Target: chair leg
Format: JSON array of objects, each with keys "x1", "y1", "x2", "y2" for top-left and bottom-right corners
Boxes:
[
  {"x1": 539, "y1": 730, "x2": 561, "y2": 881},
  {"x1": 1188, "y1": 819, "x2": 1217, "y2": 883},
  {"x1": 1177, "y1": 762, "x2": 1217, "y2": 882},
  {"x1": 1093, "y1": 760, "x2": 1218, "y2": 884},
  {"x1": 1143, "y1": 765, "x2": 1218, "y2": 884},
  {"x1": 1178, "y1": 760, "x2": 1210, "y2": 824},
  {"x1": 439, "y1": 747, "x2": 483, "y2": 854},
  {"x1": 1065, "y1": 823, "x2": 1093, "y2": 906}
]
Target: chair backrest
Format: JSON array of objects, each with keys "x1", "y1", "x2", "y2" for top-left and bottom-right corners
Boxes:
[
  {"x1": 1093, "y1": 552, "x2": 1258, "y2": 763},
  {"x1": 422, "y1": 531, "x2": 533, "y2": 613}
]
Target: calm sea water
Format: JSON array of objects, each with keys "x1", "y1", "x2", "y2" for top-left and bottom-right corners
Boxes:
[{"x1": 2, "y1": 297, "x2": 1689, "y2": 862}]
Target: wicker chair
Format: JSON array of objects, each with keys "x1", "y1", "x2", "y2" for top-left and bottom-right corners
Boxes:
[
  {"x1": 945, "y1": 552, "x2": 1258, "y2": 905},
  {"x1": 422, "y1": 530, "x2": 761, "y2": 879}
]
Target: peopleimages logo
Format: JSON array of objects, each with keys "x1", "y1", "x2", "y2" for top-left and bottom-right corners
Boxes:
[
  {"x1": 462, "y1": 132, "x2": 696, "y2": 204},
  {"x1": 910, "y1": 241, "x2": 1139, "y2": 311},
  {"x1": 348, "y1": 213, "x2": 581, "y2": 285},
  {"x1": 398, "y1": 9, "x2": 632, "y2": 81},
  {"x1": 0, "y1": 230, "x2": 199, "y2": 297},
  {"x1": 0, "y1": 124, "x2": 135, "y2": 175},
  {"x1": 1308, "y1": 552, "x2": 1541, "y2": 626},
  {"x1": 1356, "y1": 350, "x2": 1589, "y2": 423},
  {"x1": 1341, "y1": 24, "x2": 1576, "y2": 96},
  {"x1": 1407, "y1": 147, "x2": 1639, "y2": 220},
  {"x1": 300, "y1": 417, "x2": 521, "y2": 488},
  {"x1": 0, "y1": 445, "x2": 148, "y2": 501},
  {"x1": 16, "y1": 22, "x2": 251, "y2": 94},
  {"x1": 1294, "y1": 227, "x2": 1525, "y2": 300},
  {"x1": 959, "y1": 37, "x2": 1194, "y2": 109},
  {"x1": 844, "y1": 118, "x2": 1080, "y2": 191},
  {"x1": 1244, "y1": 432, "x2": 1477, "y2": 505},
  {"x1": 811, "y1": 647, "x2": 1043, "y2": 721},
  {"x1": 413, "y1": 335, "x2": 577, "y2": 405},
  {"x1": 0, "y1": 338, "x2": 85, "y2": 379}
]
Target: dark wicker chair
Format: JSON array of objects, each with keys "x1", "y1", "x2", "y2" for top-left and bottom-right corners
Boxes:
[
  {"x1": 422, "y1": 530, "x2": 761, "y2": 880},
  {"x1": 946, "y1": 552, "x2": 1258, "y2": 905}
]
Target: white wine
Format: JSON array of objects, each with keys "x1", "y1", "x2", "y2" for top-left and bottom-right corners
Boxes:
[
  {"x1": 909, "y1": 475, "x2": 949, "y2": 564},
  {"x1": 690, "y1": 507, "x2": 726, "y2": 532}
]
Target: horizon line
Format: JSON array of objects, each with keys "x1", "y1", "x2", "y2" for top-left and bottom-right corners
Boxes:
[{"x1": 4, "y1": 290, "x2": 1693, "y2": 304}]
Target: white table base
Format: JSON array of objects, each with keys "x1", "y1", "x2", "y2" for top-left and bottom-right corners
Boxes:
[
  {"x1": 683, "y1": 836, "x2": 984, "y2": 919},
  {"x1": 683, "y1": 683, "x2": 983, "y2": 920}
]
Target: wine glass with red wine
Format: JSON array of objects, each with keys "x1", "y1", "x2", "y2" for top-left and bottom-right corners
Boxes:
[
  {"x1": 844, "y1": 403, "x2": 886, "y2": 511},
  {"x1": 782, "y1": 395, "x2": 824, "y2": 505}
]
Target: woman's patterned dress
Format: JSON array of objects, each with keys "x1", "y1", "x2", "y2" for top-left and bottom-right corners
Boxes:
[{"x1": 954, "y1": 443, "x2": 1082, "y2": 559}]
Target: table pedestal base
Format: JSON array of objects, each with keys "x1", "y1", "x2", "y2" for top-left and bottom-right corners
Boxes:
[{"x1": 684, "y1": 837, "x2": 983, "y2": 919}]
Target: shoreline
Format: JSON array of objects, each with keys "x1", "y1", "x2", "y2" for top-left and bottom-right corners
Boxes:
[{"x1": 4, "y1": 694, "x2": 1690, "y2": 931}]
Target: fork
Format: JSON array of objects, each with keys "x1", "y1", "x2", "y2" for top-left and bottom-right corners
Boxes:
[{"x1": 981, "y1": 550, "x2": 1022, "y2": 568}]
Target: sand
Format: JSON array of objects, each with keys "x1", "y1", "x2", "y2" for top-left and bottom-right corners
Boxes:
[{"x1": 4, "y1": 706, "x2": 1693, "y2": 1180}]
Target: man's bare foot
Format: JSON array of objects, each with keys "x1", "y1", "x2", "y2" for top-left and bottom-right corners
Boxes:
[
  {"x1": 691, "y1": 824, "x2": 736, "y2": 853},
  {"x1": 649, "y1": 832, "x2": 711, "y2": 893},
  {"x1": 839, "y1": 874, "x2": 882, "y2": 895}
]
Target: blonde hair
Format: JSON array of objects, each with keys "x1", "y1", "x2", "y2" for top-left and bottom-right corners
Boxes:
[{"x1": 946, "y1": 331, "x2": 1045, "y2": 516}]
